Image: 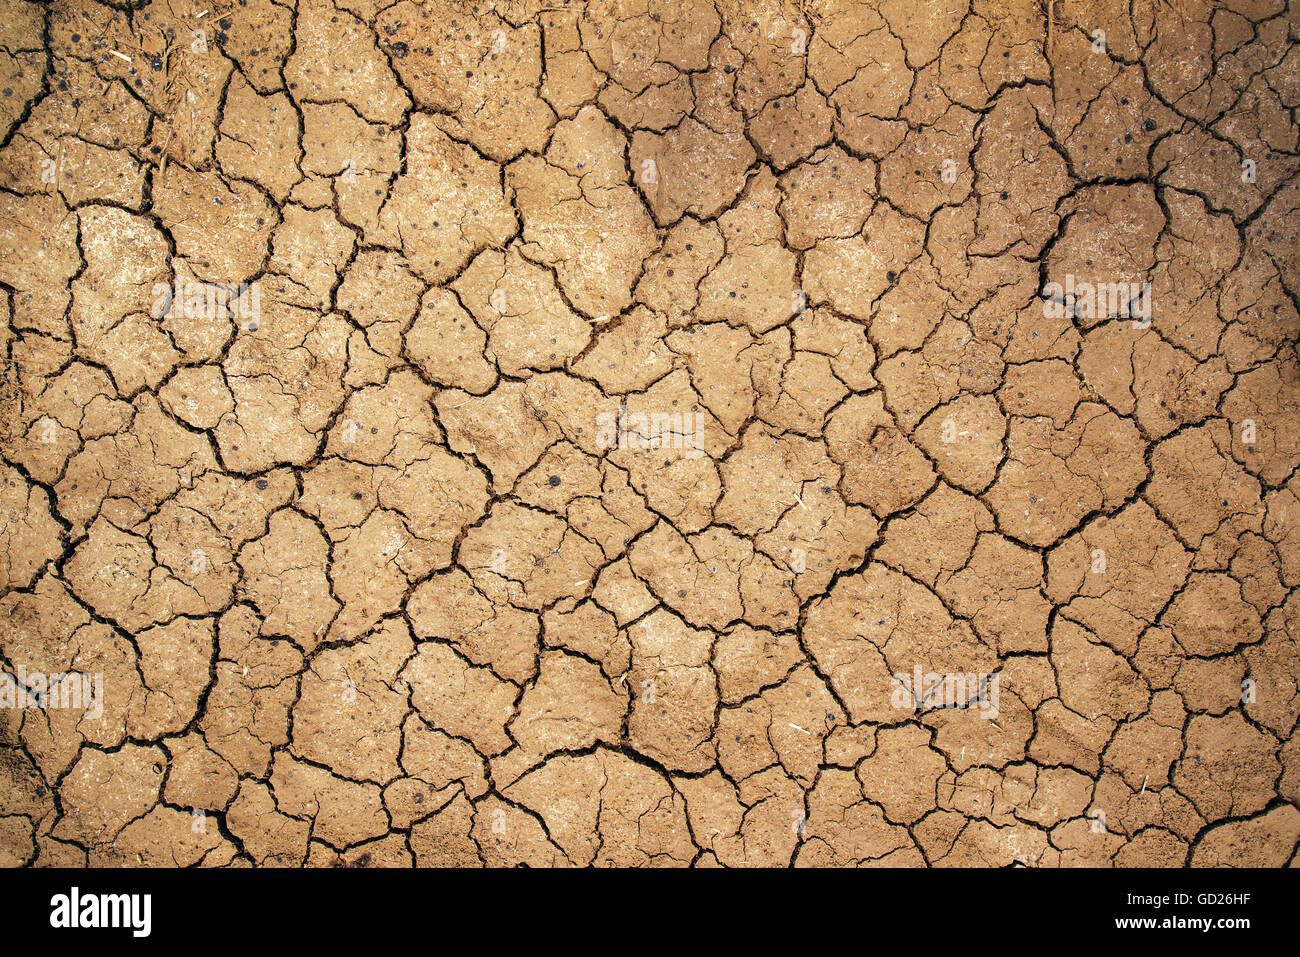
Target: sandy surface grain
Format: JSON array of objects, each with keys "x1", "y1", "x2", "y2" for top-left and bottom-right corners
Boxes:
[{"x1": 1, "y1": 0, "x2": 1299, "y2": 867}]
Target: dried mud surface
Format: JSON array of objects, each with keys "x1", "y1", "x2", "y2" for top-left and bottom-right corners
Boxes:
[{"x1": 1, "y1": 0, "x2": 1299, "y2": 868}]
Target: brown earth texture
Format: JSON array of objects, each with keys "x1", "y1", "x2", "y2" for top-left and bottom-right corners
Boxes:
[{"x1": 1, "y1": 0, "x2": 1299, "y2": 868}]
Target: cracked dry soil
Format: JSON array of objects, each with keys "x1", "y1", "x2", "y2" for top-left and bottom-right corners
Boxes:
[{"x1": 0, "y1": 0, "x2": 1298, "y2": 869}]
